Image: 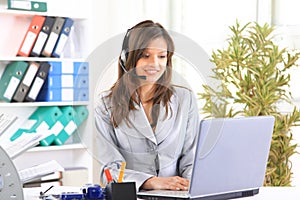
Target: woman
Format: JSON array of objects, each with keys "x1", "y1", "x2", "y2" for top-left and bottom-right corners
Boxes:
[{"x1": 95, "y1": 20, "x2": 199, "y2": 191}]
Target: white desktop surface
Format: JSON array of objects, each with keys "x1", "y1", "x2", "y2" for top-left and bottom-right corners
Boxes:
[
  {"x1": 24, "y1": 186, "x2": 80, "y2": 199},
  {"x1": 23, "y1": 186, "x2": 300, "y2": 200},
  {"x1": 241, "y1": 187, "x2": 300, "y2": 200}
]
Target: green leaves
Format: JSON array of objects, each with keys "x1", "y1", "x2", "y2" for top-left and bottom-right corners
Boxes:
[{"x1": 198, "y1": 21, "x2": 300, "y2": 186}]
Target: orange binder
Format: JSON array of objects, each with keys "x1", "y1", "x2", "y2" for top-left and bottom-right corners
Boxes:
[{"x1": 17, "y1": 15, "x2": 46, "y2": 57}]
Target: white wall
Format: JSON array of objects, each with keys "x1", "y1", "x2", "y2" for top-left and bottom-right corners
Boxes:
[{"x1": 89, "y1": 0, "x2": 300, "y2": 186}]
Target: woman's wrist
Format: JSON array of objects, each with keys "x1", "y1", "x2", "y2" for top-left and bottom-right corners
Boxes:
[{"x1": 141, "y1": 176, "x2": 157, "y2": 190}]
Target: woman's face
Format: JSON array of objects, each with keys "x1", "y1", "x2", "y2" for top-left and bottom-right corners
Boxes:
[{"x1": 135, "y1": 37, "x2": 168, "y2": 83}]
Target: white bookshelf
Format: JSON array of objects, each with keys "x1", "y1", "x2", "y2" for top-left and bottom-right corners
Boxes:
[{"x1": 0, "y1": 0, "x2": 99, "y2": 184}]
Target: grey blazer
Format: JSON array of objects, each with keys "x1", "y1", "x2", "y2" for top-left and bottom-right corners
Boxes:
[{"x1": 94, "y1": 86, "x2": 200, "y2": 190}]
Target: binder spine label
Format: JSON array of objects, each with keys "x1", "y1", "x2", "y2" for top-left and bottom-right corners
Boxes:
[
  {"x1": 61, "y1": 89, "x2": 74, "y2": 101},
  {"x1": 64, "y1": 120, "x2": 77, "y2": 135},
  {"x1": 27, "y1": 77, "x2": 44, "y2": 99},
  {"x1": 4, "y1": 77, "x2": 20, "y2": 100},
  {"x1": 51, "y1": 121, "x2": 64, "y2": 136},
  {"x1": 53, "y1": 34, "x2": 68, "y2": 56},
  {"x1": 20, "y1": 32, "x2": 37, "y2": 55},
  {"x1": 43, "y1": 33, "x2": 59, "y2": 56},
  {"x1": 61, "y1": 61, "x2": 74, "y2": 73},
  {"x1": 61, "y1": 75, "x2": 74, "y2": 87},
  {"x1": 35, "y1": 121, "x2": 49, "y2": 132},
  {"x1": 11, "y1": 1, "x2": 31, "y2": 9},
  {"x1": 22, "y1": 64, "x2": 39, "y2": 86},
  {"x1": 31, "y1": 32, "x2": 48, "y2": 55}
]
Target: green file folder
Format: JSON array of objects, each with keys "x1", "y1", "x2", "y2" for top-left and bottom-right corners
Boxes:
[
  {"x1": 53, "y1": 106, "x2": 89, "y2": 145},
  {"x1": 10, "y1": 106, "x2": 63, "y2": 141},
  {"x1": 8, "y1": 0, "x2": 47, "y2": 12},
  {"x1": 40, "y1": 106, "x2": 76, "y2": 146},
  {"x1": 0, "y1": 61, "x2": 29, "y2": 102}
]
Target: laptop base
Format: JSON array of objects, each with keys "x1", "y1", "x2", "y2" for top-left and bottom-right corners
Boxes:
[{"x1": 137, "y1": 188, "x2": 259, "y2": 200}]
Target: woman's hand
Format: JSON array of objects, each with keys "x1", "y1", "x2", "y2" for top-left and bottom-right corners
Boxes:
[{"x1": 141, "y1": 176, "x2": 189, "y2": 191}]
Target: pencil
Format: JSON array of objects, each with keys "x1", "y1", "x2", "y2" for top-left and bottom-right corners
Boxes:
[
  {"x1": 117, "y1": 161, "x2": 126, "y2": 183},
  {"x1": 104, "y1": 168, "x2": 113, "y2": 183}
]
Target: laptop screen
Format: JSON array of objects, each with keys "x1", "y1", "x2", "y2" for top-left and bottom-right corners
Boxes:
[{"x1": 189, "y1": 116, "x2": 274, "y2": 198}]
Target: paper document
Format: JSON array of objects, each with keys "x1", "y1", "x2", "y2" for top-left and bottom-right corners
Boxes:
[
  {"x1": 0, "y1": 130, "x2": 52, "y2": 159},
  {"x1": 0, "y1": 113, "x2": 17, "y2": 135},
  {"x1": 19, "y1": 160, "x2": 64, "y2": 184}
]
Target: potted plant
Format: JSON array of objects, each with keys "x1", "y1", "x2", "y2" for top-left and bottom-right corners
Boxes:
[{"x1": 198, "y1": 21, "x2": 300, "y2": 186}]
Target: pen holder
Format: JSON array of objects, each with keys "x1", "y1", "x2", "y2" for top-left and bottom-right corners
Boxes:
[{"x1": 105, "y1": 182, "x2": 136, "y2": 200}]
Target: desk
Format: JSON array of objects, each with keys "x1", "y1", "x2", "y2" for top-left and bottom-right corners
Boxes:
[
  {"x1": 23, "y1": 186, "x2": 300, "y2": 200},
  {"x1": 241, "y1": 187, "x2": 300, "y2": 200}
]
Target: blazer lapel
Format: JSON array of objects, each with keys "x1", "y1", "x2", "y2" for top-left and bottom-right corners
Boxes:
[
  {"x1": 118, "y1": 102, "x2": 157, "y2": 145},
  {"x1": 155, "y1": 97, "x2": 178, "y2": 144}
]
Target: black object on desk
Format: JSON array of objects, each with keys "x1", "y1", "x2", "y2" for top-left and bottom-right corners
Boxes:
[{"x1": 105, "y1": 182, "x2": 136, "y2": 200}]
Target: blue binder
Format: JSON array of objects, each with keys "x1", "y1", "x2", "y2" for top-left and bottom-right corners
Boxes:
[
  {"x1": 48, "y1": 61, "x2": 89, "y2": 75},
  {"x1": 44, "y1": 74, "x2": 88, "y2": 88},
  {"x1": 37, "y1": 87, "x2": 88, "y2": 102},
  {"x1": 52, "y1": 17, "x2": 74, "y2": 58}
]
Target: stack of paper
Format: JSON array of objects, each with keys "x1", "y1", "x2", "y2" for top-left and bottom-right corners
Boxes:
[{"x1": 19, "y1": 160, "x2": 64, "y2": 184}]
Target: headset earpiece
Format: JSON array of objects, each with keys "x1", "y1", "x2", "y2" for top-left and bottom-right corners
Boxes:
[
  {"x1": 120, "y1": 29, "x2": 131, "y2": 72},
  {"x1": 119, "y1": 28, "x2": 147, "y2": 80}
]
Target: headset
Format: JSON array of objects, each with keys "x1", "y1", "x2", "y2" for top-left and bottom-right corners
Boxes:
[{"x1": 119, "y1": 28, "x2": 146, "y2": 80}]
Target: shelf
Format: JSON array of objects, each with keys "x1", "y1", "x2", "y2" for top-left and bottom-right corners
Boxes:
[
  {"x1": 0, "y1": 56, "x2": 87, "y2": 62},
  {"x1": 0, "y1": 101, "x2": 89, "y2": 107},
  {"x1": 27, "y1": 143, "x2": 86, "y2": 152},
  {"x1": 0, "y1": 1, "x2": 90, "y2": 19},
  {"x1": 0, "y1": 9, "x2": 89, "y2": 19},
  {"x1": 0, "y1": 0, "x2": 97, "y2": 183}
]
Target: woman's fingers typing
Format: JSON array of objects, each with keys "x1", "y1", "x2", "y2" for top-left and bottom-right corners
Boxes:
[{"x1": 142, "y1": 176, "x2": 189, "y2": 191}]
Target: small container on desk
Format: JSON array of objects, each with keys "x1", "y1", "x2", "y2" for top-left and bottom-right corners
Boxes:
[{"x1": 105, "y1": 181, "x2": 137, "y2": 200}]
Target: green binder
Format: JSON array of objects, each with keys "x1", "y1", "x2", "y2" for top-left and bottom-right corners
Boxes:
[
  {"x1": 7, "y1": 0, "x2": 47, "y2": 12},
  {"x1": 40, "y1": 106, "x2": 76, "y2": 146},
  {"x1": 0, "y1": 61, "x2": 29, "y2": 102},
  {"x1": 53, "y1": 106, "x2": 89, "y2": 145},
  {"x1": 10, "y1": 106, "x2": 63, "y2": 141}
]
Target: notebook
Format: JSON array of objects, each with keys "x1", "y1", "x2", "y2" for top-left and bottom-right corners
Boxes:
[{"x1": 137, "y1": 116, "x2": 275, "y2": 200}]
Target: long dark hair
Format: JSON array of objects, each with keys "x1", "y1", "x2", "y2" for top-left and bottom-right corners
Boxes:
[{"x1": 109, "y1": 20, "x2": 175, "y2": 127}]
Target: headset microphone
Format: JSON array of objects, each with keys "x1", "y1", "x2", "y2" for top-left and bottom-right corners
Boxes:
[{"x1": 119, "y1": 57, "x2": 147, "y2": 80}]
